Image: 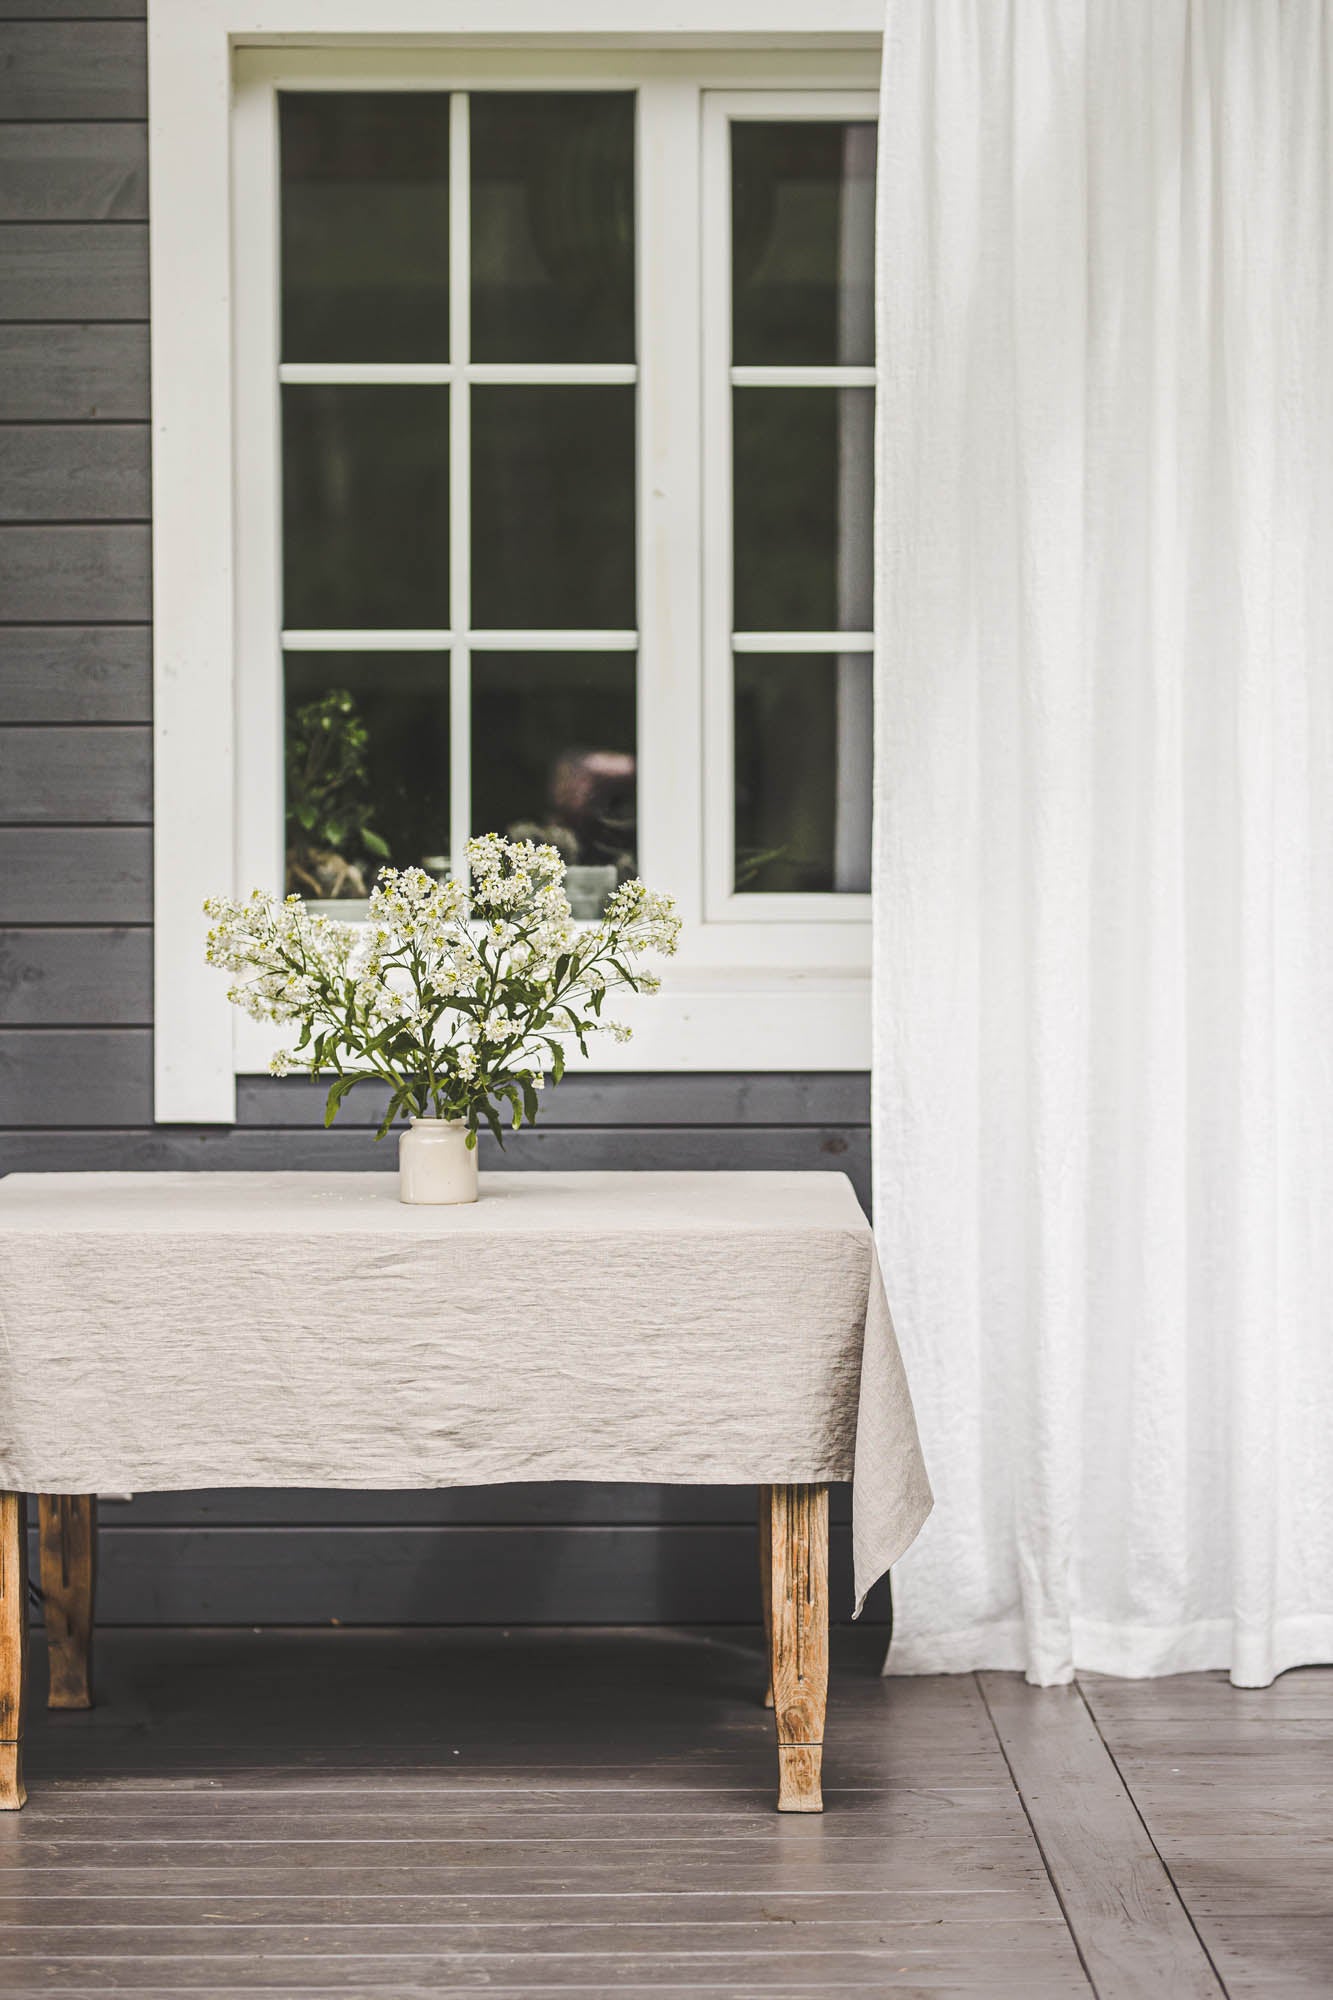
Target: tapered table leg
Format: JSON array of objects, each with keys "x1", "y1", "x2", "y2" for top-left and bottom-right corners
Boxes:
[
  {"x1": 38, "y1": 1495, "x2": 96, "y2": 1710},
  {"x1": 766, "y1": 1483, "x2": 829, "y2": 1813},
  {"x1": 0, "y1": 1493, "x2": 28, "y2": 1809},
  {"x1": 757, "y1": 1485, "x2": 774, "y2": 1707}
]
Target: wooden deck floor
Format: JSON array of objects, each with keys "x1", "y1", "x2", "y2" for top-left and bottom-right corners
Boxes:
[{"x1": 2, "y1": 1627, "x2": 1329, "y2": 1996}]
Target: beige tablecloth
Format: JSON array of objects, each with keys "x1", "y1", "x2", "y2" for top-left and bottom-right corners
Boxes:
[{"x1": 0, "y1": 1170, "x2": 931, "y2": 1612}]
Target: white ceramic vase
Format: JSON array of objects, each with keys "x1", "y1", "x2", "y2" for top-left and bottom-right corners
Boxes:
[{"x1": 398, "y1": 1118, "x2": 479, "y2": 1205}]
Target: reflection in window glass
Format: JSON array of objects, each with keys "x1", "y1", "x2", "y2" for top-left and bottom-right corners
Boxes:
[
  {"x1": 731, "y1": 121, "x2": 876, "y2": 367},
  {"x1": 280, "y1": 93, "x2": 451, "y2": 363},
  {"x1": 471, "y1": 387, "x2": 636, "y2": 629},
  {"x1": 734, "y1": 653, "x2": 871, "y2": 894},
  {"x1": 471, "y1": 93, "x2": 635, "y2": 364},
  {"x1": 282, "y1": 386, "x2": 449, "y2": 630},
  {"x1": 284, "y1": 654, "x2": 451, "y2": 900},
  {"x1": 472, "y1": 653, "x2": 636, "y2": 911},
  {"x1": 733, "y1": 388, "x2": 874, "y2": 632}
]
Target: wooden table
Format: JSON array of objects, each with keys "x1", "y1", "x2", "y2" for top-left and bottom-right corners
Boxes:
[
  {"x1": 0, "y1": 1168, "x2": 932, "y2": 1820},
  {"x1": 1, "y1": 1483, "x2": 830, "y2": 1815}
]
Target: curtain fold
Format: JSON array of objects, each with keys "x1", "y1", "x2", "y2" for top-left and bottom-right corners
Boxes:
[{"x1": 873, "y1": 0, "x2": 1333, "y2": 1686}]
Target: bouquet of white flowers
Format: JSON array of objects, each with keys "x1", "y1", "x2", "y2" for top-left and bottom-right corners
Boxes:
[{"x1": 204, "y1": 834, "x2": 680, "y2": 1148}]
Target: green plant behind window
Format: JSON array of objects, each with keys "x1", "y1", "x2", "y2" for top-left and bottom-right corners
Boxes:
[{"x1": 286, "y1": 687, "x2": 390, "y2": 899}]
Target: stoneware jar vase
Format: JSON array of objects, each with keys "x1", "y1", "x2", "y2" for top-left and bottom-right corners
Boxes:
[{"x1": 398, "y1": 1118, "x2": 479, "y2": 1205}]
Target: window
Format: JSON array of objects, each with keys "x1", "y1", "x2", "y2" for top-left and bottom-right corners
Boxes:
[
  {"x1": 704, "y1": 96, "x2": 876, "y2": 918},
  {"x1": 277, "y1": 90, "x2": 641, "y2": 920},
  {"x1": 151, "y1": 28, "x2": 879, "y2": 1117}
]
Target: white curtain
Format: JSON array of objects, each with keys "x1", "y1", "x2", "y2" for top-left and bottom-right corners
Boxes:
[{"x1": 873, "y1": 0, "x2": 1333, "y2": 1687}]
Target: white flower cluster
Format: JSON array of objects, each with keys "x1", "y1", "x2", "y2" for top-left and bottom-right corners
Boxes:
[
  {"x1": 203, "y1": 890, "x2": 357, "y2": 1024},
  {"x1": 204, "y1": 837, "x2": 681, "y2": 1143},
  {"x1": 596, "y1": 878, "x2": 682, "y2": 959}
]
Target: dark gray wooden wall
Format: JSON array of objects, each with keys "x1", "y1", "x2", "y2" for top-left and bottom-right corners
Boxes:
[{"x1": 0, "y1": 10, "x2": 885, "y2": 1628}]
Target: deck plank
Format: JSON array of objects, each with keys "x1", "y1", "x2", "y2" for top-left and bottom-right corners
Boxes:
[
  {"x1": 979, "y1": 1674, "x2": 1223, "y2": 2000},
  {"x1": 1192, "y1": 1917, "x2": 1333, "y2": 1998}
]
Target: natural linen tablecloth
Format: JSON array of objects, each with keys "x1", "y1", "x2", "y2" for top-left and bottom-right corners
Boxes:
[{"x1": 0, "y1": 1170, "x2": 932, "y2": 1612}]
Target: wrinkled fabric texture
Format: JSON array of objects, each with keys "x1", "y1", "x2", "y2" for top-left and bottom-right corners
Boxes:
[
  {"x1": 874, "y1": 0, "x2": 1333, "y2": 1685},
  {"x1": 0, "y1": 1171, "x2": 932, "y2": 1616}
]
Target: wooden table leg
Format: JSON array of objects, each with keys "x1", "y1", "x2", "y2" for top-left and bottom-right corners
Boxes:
[
  {"x1": 38, "y1": 1495, "x2": 96, "y2": 1711},
  {"x1": 757, "y1": 1484, "x2": 775, "y2": 1707},
  {"x1": 766, "y1": 1483, "x2": 829, "y2": 1813},
  {"x1": 0, "y1": 1493, "x2": 28, "y2": 1809}
]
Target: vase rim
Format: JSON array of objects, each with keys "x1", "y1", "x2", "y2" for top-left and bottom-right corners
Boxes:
[{"x1": 408, "y1": 1116, "x2": 468, "y2": 1130}]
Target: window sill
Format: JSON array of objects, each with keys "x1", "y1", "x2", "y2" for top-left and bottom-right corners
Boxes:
[{"x1": 231, "y1": 963, "x2": 871, "y2": 1077}]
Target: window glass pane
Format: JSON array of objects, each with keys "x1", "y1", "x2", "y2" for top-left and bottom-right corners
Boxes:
[
  {"x1": 731, "y1": 121, "x2": 876, "y2": 366},
  {"x1": 734, "y1": 653, "x2": 871, "y2": 894},
  {"x1": 472, "y1": 653, "x2": 636, "y2": 908},
  {"x1": 733, "y1": 387, "x2": 873, "y2": 631},
  {"x1": 470, "y1": 92, "x2": 635, "y2": 364},
  {"x1": 283, "y1": 386, "x2": 449, "y2": 630},
  {"x1": 471, "y1": 387, "x2": 636, "y2": 629},
  {"x1": 280, "y1": 93, "x2": 450, "y2": 364},
  {"x1": 284, "y1": 653, "x2": 450, "y2": 899}
]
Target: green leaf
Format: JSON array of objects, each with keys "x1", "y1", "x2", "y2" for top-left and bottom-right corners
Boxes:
[
  {"x1": 376, "y1": 1084, "x2": 411, "y2": 1141},
  {"x1": 324, "y1": 1074, "x2": 358, "y2": 1129},
  {"x1": 361, "y1": 827, "x2": 390, "y2": 859}
]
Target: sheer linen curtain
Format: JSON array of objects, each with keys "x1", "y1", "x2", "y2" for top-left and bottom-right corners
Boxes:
[{"x1": 873, "y1": 0, "x2": 1333, "y2": 1687}]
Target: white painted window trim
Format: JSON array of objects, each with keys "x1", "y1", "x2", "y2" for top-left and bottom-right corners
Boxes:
[{"x1": 148, "y1": 2, "x2": 881, "y2": 1121}]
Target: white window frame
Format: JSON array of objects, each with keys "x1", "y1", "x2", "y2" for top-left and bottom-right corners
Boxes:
[
  {"x1": 702, "y1": 88, "x2": 877, "y2": 925},
  {"x1": 148, "y1": 1, "x2": 882, "y2": 1121}
]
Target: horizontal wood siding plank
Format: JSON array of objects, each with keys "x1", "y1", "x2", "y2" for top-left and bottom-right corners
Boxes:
[
  {"x1": 0, "y1": 222, "x2": 147, "y2": 318},
  {"x1": 96, "y1": 1485, "x2": 855, "y2": 1530},
  {"x1": 0, "y1": 924, "x2": 149, "y2": 1023},
  {"x1": 0, "y1": 624, "x2": 150, "y2": 720},
  {"x1": 0, "y1": 1024, "x2": 150, "y2": 1122},
  {"x1": 91, "y1": 1501, "x2": 894, "y2": 1626},
  {"x1": 0, "y1": 422, "x2": 149, "y2": 521},
  {"x1": 0, "y1": 722, "x2": 151, "y2": 820},
  {"x1": 0, "y1": 1120, "x2": 870, "y2": 1208},
  {"x1": 0, "y1": 826, "x2": 150, "y2": 920},
  {"x1": 0, "y1": 2, "x2": 145, "y2": 15},
  {"x1": 0, "y1": 20, "x2": 146, "y2": 119},
  {"x1": 241, "y1": 1071, "x2": 871, "y2": 1130},
  {"x1": 23, "y1": 1524, "x2": 869, "y2": 1626},
  {"x1": 0, "y1": 523, "x2": 149, "y2": 619},
  {"x1": 0, "y1": 324, "x2": 148, "y2": 420},
  {"x1": 0, "y1": 121, "x2": 146, "y2": 221}
]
